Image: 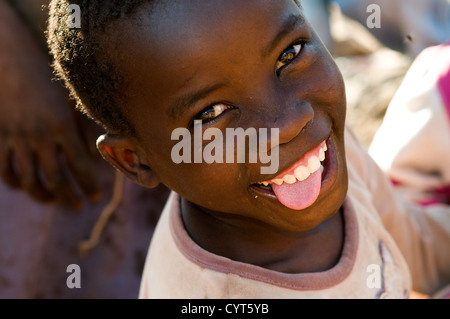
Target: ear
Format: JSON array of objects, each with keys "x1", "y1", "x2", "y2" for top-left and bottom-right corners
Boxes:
[{"x1": 96, "y1": 134, "x2": 160, "y2": 188}]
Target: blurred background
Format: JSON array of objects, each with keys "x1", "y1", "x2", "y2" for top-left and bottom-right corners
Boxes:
[{"x1": 303, "y1": 0, "x2": 450, "y2": 147}]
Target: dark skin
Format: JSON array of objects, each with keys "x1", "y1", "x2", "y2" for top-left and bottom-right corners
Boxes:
[{"x1": 98, "y1": 0, "x2": 348, "y2": 273}]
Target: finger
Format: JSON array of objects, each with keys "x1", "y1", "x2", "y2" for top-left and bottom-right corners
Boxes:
[
  {"x1": 59, "y1": 133, "x2": 102, "y2": 202},
  {"x1": 35, "y1": 141, "x2": 84, "y2": 210},
  {"x1": 11, "y1": 136, "x2": 54, "y2": 202},
  {"x1": 0, "y1": 141, "x2": 21, "y2": 189},
  {"x1": 28, "y1": 153, "x2": 55, "y2": 203}
]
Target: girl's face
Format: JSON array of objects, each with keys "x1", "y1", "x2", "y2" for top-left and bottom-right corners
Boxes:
[{"x1": 110, "y1": 0, "x2": 348, "y2": 232}]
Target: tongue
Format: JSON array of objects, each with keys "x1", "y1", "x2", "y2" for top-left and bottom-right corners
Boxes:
[{"x1": 272, "y1": 170, "x2": 322, "y2": 210}]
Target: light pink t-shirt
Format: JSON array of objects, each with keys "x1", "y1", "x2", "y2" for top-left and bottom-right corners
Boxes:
[{"x1": 139, "y1": 128, "x2": 450, "y2": 298}]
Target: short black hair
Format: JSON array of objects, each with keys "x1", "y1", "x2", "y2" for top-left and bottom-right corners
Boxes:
[
  {"x1": 47, "y1": 0, "x2": 152, "y2": 136},
  {"x1": 47, "y1": 0, "x2": 302, "y2": 136}
]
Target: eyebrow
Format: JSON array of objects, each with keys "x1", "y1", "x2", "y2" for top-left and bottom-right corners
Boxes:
[
  {"x1": 167, "y1": 14, "x2": 305, "y2": 121},
  {"x1": 261, "y1": 14, "x2": 306, "y2": 59},
  {"x1": 168, "y1": 82, "x2": 226, "y2": 120}
]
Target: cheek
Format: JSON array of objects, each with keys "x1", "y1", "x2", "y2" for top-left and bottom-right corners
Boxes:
[
  {"x1": 143, "y1": 129, "x2": 220, "y2": 188},
  {"x1": 330, "y1": 71, "x2": 347, "y2": 125},
  {"x1": 328, "y1": 62, "x2": 347, "y2": 107},
  {"x1": 289, "y1": 45, "x2": 346, "y2": 117},
  {"x1": 166, "y1": 162, "x2": 246, "y2": 209},
  {"x1": 314, "y1": 56, "x2": 347, "y2": 128}
]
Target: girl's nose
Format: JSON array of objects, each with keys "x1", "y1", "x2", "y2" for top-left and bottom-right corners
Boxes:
[{"x1": 275, "y1": 100, "x2": 314, "y2": 146}]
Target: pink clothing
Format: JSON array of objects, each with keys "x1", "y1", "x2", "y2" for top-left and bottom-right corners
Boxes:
[
  {"x1": 139, "y1": 128, "x2": 450, "y2": 298},
  {"x1": 370, "y1": 42, "x2": 450, "y2": 206}
]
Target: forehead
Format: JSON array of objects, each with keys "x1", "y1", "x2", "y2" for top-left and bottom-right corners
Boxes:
[
  {"x1": 134, "y1": 0, "x2": 301, "y2": 38},
  {"x1": 109, "y1": 0, "x2": 304, "y2": 121},
  {"x1": 117, "y1": 0, "x2": 303, "y2": 62}
]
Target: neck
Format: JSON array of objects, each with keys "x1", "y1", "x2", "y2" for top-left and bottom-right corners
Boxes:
[{"x1": 181, "y1": 199, "x2": 345, "y2": 274}]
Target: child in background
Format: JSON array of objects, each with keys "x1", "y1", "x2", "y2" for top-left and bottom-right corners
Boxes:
[
  {"x1": 47, "y1": 0, "x2": 450, "y2": 298},
  {"x1": 369, "y1": 41, "x2": 450, "y2": 298},
  {"x1": 370, "y1": 42, "x2": 450, "y2": 207}
]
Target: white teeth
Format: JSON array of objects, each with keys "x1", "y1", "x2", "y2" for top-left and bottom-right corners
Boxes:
[
  {"x1": 319, "y1": 148, "x2": 325, "y2": 161},
  {"x1": 272, "y1": 179, "x2": 283, "y2": 186},
  {"x1": 307, "y1": 155, "x2": 321, "y2": 173},
  {"x1": 260, "y1": 143, "x2": 327, "y2": 187},
  {"x1": 294, "y1": 165, "x2": 310, "y2": 181},
  {"x1": 283, "y1": 174, "x2": 297, "y2": 184}
]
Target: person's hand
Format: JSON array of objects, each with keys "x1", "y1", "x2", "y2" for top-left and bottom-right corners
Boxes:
[{"x1": 0, "y1": 1, "x2": 101, "y2": 209}]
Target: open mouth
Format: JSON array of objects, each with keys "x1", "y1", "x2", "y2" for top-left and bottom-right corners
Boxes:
[{"x1": 251, "y1": 138, "x2": 333, "y2": 210}]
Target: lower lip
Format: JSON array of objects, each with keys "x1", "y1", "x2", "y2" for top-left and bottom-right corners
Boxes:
[{"x1": 251, "y1": 137, "x2": 337, "y2": 206}]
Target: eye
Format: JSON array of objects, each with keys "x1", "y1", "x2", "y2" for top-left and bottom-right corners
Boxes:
[
  {"x1": 276, "y1": 42, "x2": 303, "y2": 71},
  {"x1": 195, "y1": 103, "x2": 232, "y2": 122}
]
